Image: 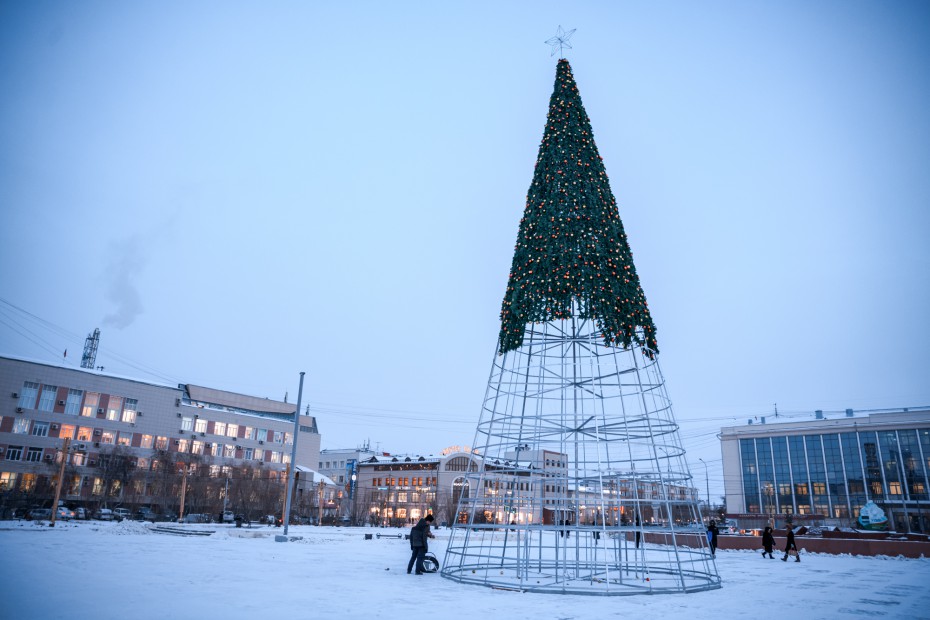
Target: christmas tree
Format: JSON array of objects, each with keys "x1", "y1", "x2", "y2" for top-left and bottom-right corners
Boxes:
[{"x1": 499, "y1": 59, "x2": 657, "y2": 356}]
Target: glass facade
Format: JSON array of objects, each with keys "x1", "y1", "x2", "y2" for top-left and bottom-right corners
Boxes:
[{"x1": 738, "y1": 427, "x2": 930, "y2": 532}]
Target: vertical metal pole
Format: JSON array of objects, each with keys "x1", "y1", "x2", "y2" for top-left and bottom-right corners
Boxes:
[
  {"x1": 282, "y1": 372, "x2": 305, "y2": 538},
  {"x1": 699, "y1": 458, "x2": 710, "y2": 516},
  {"x1": 49, "y1": 437, "x2": 71, "y2": 527}
]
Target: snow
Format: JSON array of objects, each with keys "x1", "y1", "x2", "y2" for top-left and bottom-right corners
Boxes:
[{"x1": 2, "y1": 520, "x2": 929, "y2": 619}]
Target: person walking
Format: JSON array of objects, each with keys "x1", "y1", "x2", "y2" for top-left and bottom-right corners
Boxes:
[
  {"x1": 707, "y1": 519, "x2": 719, "y2": 556},
  {"x1": 407, "y1": 514, "x2": 436, "y2": 575},
  {"x1": 781, "y1": 526, "x2": 800, "y2": 562},
  {"x1": 761, "y1": 525, "x2": 775, "y2": 559}
]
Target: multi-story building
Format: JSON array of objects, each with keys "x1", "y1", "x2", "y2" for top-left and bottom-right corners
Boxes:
[
  {"x1": 721, "y1": 407, "x2": 930, "y2": 532},
  {"x1": 0, "y1": 355, "x2": 320, "y2": 519},
  {"x1": 318, "y1": 445, "x2": 378, "y2": 522}
]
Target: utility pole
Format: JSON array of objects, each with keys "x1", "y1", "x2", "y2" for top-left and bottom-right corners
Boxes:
[
  {"x1": 49, "y1": 438, "x2": 70, "y2": 527},
  {"x1": 179, "y1": 465, "x2": 189, "y2": 523},
  {"x1": 698, "y1": 458, "x2": 710, "y2": 519},
  {"x1": 279, "y1": 371, "x2": 305, "y2": 541}
]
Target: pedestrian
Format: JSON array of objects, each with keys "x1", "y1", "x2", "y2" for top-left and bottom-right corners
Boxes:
[
  {"x1": 761, "y1": 526, "x2": 775, "y2": 558},
  {"x1": 407, "y1": 514, "x2": 435, "y2": 575},
  {"x1": 782, "y1": 526, "x2": 800, "y2": 562},
  {"x1": 707, "y1": 519, "x2": 719, "y2": 556},
  {"x1": 634, "y1": 515, "x2": 642, "y2": 548}
]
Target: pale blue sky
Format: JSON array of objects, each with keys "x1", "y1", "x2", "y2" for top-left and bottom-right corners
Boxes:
[{"x1": 2, "y1": 1, "x2": 928, "y2": 499}]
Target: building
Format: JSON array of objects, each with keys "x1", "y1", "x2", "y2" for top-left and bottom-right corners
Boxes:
[
  {"x1": 721, "y1": 407, "x2": 930, "y2": 532},
  {"x1": 0, "y1": 355, "x2": 321, "y2": 520},
  {"x1": 318, "y1": 445, "x2": 378, "y2": 522}
]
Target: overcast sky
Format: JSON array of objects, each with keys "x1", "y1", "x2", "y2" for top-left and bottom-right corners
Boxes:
[{"x1": 2, "y1": 1, "x2": 928, "y2": 499}]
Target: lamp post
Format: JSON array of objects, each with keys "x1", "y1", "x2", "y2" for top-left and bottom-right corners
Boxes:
[{"x1": 698, "y1": 458, "x2": 710, "y2": 520}]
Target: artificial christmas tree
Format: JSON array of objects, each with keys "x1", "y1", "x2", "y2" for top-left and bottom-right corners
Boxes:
[{"x1": 441, "y1": 59, "x2": 721, "y2": 595}]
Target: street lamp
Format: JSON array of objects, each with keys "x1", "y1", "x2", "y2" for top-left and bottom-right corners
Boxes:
[{"x1": 698, "y1": 458, "x2": 710, "y2": 519}]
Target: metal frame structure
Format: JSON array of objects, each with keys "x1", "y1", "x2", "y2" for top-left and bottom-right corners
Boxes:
[{"x1": 441, "y1": 315, "x2": 721, "y2": 594}]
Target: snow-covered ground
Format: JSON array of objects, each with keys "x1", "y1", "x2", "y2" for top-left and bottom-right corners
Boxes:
[{"x1": 2, "y1": 520, "x2": 928, "y2": 619}]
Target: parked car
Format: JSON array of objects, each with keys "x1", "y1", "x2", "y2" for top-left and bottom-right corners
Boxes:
[
  {"x1": 27, "y1": 508, "x2": 52, "y2": 520},
  {"x1": 73, "y1": 507, "x2": 87, "y2": 520},
  {"x1": 182, "y1": 513, "x2": 211, "y2": 524},
  {"x1": 113, "y1": 508, "x2": 132, "y2": 521},
  {"x1": 135, "y1": 508, "x2": 157, "y2": 521},
  {"x1": 96, "y1": 508, "x2": 121, "y2": 522},
  {"x1": 56, "y1": 506, "x2": 74, "y2": 521},
  {"x1": 222, "y1": 511, "x2": 235, "y2": 523}
]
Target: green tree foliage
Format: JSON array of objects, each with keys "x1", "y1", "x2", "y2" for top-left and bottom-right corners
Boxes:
[{"x1": 499, "y1": 60, "x2": 658, "y2": 356}]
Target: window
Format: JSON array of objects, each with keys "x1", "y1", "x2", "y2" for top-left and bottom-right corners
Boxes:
[
  {"x1": 101, "y1": 431, "x2": 115, "y2": 445},
  {"x1": 13, "y1": 418, "x2": 30, "y2": 434},
  {"x1": 195, "y1": 419, "x2": 208, "y2": 433},
  {"x1": 117, "y1": 433, "x2": 131, "y2": 446},
  {"x1": 211, "y1": 443, "x2": 222, "y2": 457},
  {"x1": 72, "y1": 452, "x2": 86, "y2": 466},
  {"x1": 273, "y1": 431, "x2": 284, "y2": 444},
  {"x1": 0, "y1": 472, "x2": 18, "y2": 491},
  {"x1": 244, "y1": 426, "x2": 254, "y2": 440},
  {"x1": 82, "y1": 392, "x2": 99, "y2": 417},
  {"x1": 59, "y1": 424, "x2": 75, "y2": 439},
  {"x1": 18, "y1": 382, "x2": 39, "y2": 409},
  {"x1": 5, "y1": 446, "x2": 23, "y2": 461},
  {"x1": 38, "y1": 385, "x2": 57, "y2": 411},
  {"x1": 137, "y1": 458, "x2": 149, "y2": 470},
  {"x1": 156, "y1": 436, "x2": 168, "y2": 450},
  {"x1": 257, "y1": 429, "x2": 267, "y2": 442},
  {"x1": 181, "y1": 417, "x2": 193, "y2": 431},
  {"x1": 270, "y1": 451, "x2": 281, "y2": 463},
  {"x1": 77, "y1": 427, "x2": 93, "y2": 441},
  {"x1": 106, "y1": 396, "x2": 122, "y2": 421},
  {"x1": 253, "y1": 449, "x2": 263, "y2": 461},
  {"x1": 812, "y1": 482, "x2": 826, "y2": 495},
  {"x1": 244, "y1": 448, "x2": 254, "y2": 460},
  {"x1": 889, "y1": 482, "x2": 902, "y2": 495},
  {"x1": 141, "y1": 435, "x2": 154, "y2": 448},
  {"x1": 214, "y1": 422, "x2": 226, "y2": 436},
  {"x1": 223, "y1": 445, "x2": 236, "y2": 458},
  {"x1": 65, "y1": 389, "x2": 83, "y2": 415},
  {"x1": 31, "y1": 422, "x2": 49, "y2": 437},
  {"x1": 122, "y1": 398, "x2": 138, "y2": 423},
  {"x1": 226, "y1": 424, "x2": 238, "y2": 438},
  {"x1": 20, "y1": 473, "x2": 36, "y2": 491},
  {"x1": 92, "y1": 478, "x2": 104, "y2": 495},
  {"x1": 191, "y1": 441, "x2": 204, "y2": 455},
  {"x1": 26, "y1": 448, "x2": 42, "y2": 462},
  {"x1": 284, "y1": 432, "x2": 292, "y2": 445}
]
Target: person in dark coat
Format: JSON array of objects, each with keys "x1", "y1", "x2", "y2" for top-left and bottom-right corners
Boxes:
[
  {"x1": 761, "y1": 526, "x2": 775, "y2": 558},
  {"x1": 782, "y1": 526, "x2": 800, "y2": 562},
  {"x1": 707, "y1": 520, "x2": 719, "y2": 556},
  {"x1": 407, "y1": 514, "x2": 435, "y2": 574}
]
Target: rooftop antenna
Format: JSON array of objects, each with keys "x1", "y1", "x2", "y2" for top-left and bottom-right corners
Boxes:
[
  {"x1": 81, "y1": 328, "x2": 100, "y2": 369},
  {"x1": 774, "y1": 403, "x2": 779, "y2": 418}
]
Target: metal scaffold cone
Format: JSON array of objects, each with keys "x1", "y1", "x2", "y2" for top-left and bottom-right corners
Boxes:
[{"x1": 441, "y1": 317, "x2": 720, "y2": 594}]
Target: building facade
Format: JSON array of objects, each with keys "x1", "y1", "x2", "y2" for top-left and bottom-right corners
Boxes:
[
  {"x1": 721, "y1": 408, "x2": 930, "y2": 532},
  {"x1": 0, "y1": 355, "x2": 320, "y2": 520}
]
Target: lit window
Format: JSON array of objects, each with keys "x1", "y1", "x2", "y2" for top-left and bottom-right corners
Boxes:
[
  {"x1": 889, "y1": 482, "x2": 902, "y2": 495},
  {"x1": 106, "y1": 396, "x2": 122, "y2": 421},
  {"x1": 82, "y1": 393, "x2": 99, "y2": 417},
  {"x1": 195, "y1": 419, "x2": 208, "y2": 433},
  {"x1": 156, "y1": 436, "x2": 168, "y2": 450},
  {"x1": 59, "y1": 424, "x2": 75, "y2": 439},
  {"x1": 101, "y1": 431, "x2": 115, "y2": 444},
  {"x1": 0, "y1": 472, "x2": 18, "y2": 491},
  {"x1": 181, "y1": 417, "x2": 194, "y2": 431},
  {"x1": 117, "y1": 433, "x2": 131, "y2": 446},
  {"x1": 177, "y1": 439, "x2": 189, "y2": 452},
  {"x1": 141, "y1": 435, "x2": 154, "y2": 448},
  {"x1": 226, "y1": 424, "x2": 238, "y2": 438},
  {"x1": 12, "y1": 418, "x2": 29, "y2": 434},
  {"x1": 214, "y1": 422, "x2": 226, "y2": 436},
  {"x1": 192, "y1": 441, "x2": 204, "y2": 455},
  {"x1": 77, "y1": 427, "x2": 92, "y2": 441}
]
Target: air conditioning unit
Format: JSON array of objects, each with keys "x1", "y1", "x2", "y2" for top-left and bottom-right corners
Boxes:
[
  {"x1": 44, "y1": 454, "x2": 53, "y2": 461},
  {"x1": 179, "y1": 429, "x2": 185, "y2": 434},
  {"x1": 88, "y1": 460, "x2": 97, "y2": 466},
  {"x1": 258, "y1": 440, "x2": 264, "y2": 445},
  {"x1": 174, "y1": 439, "x2": 180, "y2": 445},
  {"x1": 58, "y1": 400, "x2": 65, "y2": 406},
  {"x1": 93, "y1": 442, "x2": 100, "y2": 448},
  {"x1": 200, "y1": 432, "x2": 206, "y2": 437},
  {"x1": 177, "y1": 413, "x2": 182, "y2": 418},
  {"x1": 137, "y1": 411, "x2": 143, "y2": 416},
  {"x1": 235, "y1": 445, "x2": 242, "y2": 450},
  {"x1": 97, "y1": 408, "x2": 104, "y2": 414},
  {"x1": 194, "y1": 414, "x2": 199, "y2": 419},
  {"x1": 93, "y1": 429, "x2": 101, "y2": 435},
  {"x1": 16, "y1": 407, "x2": 23, "y2": 413},
  {"x1": 11, "y1": 392, "x2": 19, "y2": 398},
  {"x1": 51, "y1": 423, "x2": 59, "y2": 430},
  {"x1": 75, "y1": 443, "x2": 86, "y2": 450},
  {"x1": 175, "y1": 398, "x2": 181, "y2": 407}
]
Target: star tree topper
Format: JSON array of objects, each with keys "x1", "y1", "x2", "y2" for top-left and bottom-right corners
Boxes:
[{"x1": 545, "y1": 25, "x2": 576, "y2": 58}]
